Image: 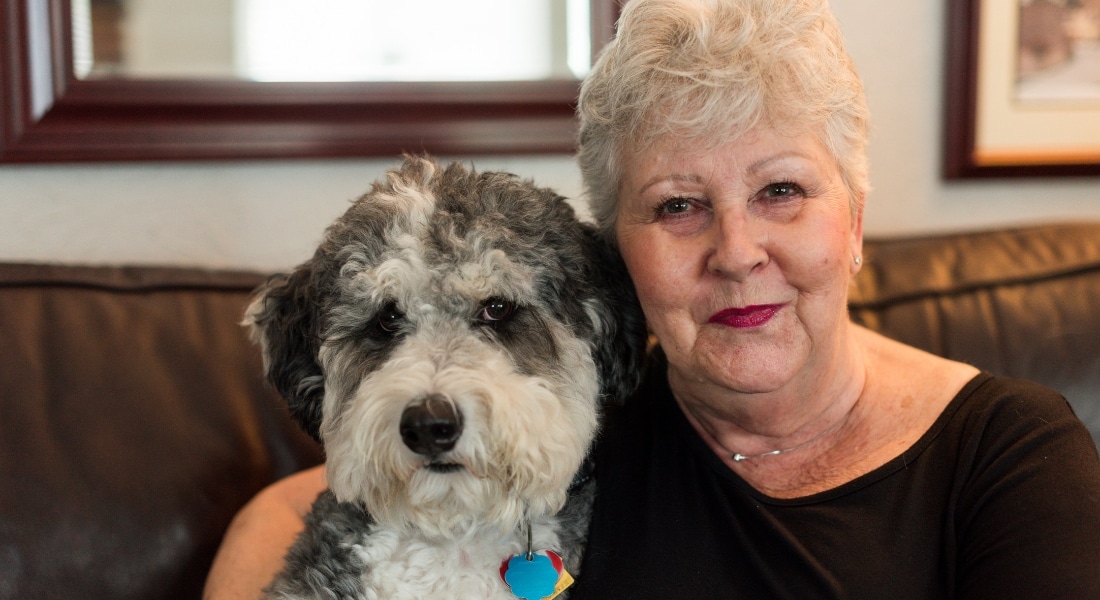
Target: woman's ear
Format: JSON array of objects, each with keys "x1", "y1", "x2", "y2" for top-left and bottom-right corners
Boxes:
[{"x1": 850, "y1": 192, "x2": 865, "y2": 274}]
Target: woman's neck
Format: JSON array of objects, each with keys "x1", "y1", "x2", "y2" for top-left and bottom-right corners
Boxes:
[{"x1": 667, "y1": 325, "x2": 869, "y2": 468}]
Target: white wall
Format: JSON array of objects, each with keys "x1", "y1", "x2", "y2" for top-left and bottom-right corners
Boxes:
[
  {"x1": 2, "y1": 0, "x2": 1099, "y2": 272},
  {"x1": 0, "y1": 156, "x2": 584, "y2": 272}
]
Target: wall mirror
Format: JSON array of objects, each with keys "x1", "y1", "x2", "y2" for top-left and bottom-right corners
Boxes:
[{"x1": 1, "y1": 0, "x2": 619, "y2": 162}]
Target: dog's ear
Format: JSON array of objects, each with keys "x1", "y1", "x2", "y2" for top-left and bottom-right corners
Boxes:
[
  {"x1": 245, "y1": 266, "x2": 326, "y2": 442},
  {"x1": 580, "y1": 224, "x2": 649, "y2": 404}
]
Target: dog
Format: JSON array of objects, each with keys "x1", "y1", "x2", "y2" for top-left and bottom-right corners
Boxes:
[{"x1": 245, "y1": 156, "x2": 646, "y2": 599}]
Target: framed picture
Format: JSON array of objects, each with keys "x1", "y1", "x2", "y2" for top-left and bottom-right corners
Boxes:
[{"x1": 944, "y1": 0, "x2": 1100, "y2": 178}]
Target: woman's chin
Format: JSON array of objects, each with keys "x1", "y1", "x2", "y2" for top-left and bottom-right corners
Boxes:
[{"x1": 685, "y1": 332, "x2": 809, "y2": 395}]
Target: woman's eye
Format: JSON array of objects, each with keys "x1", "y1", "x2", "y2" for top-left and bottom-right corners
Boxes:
[
  {"x1": 762, "y1": 181, "x2": 803, "y2": 199},
  {"x1": 377, "y1": 302, "x2": 404, "y2": 333},
  {"x1": 478, "y1": 298, "x2": 515, "y2": 323},
  {"x1": 656, "y1": 196, "x2": 697, "y2": 217}
]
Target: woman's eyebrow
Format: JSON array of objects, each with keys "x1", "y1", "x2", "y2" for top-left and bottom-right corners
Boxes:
[
  {"x1": 747, "y1": 151, "x2": 814, "y2": 175},
  {"x1": 637, "y1": 173, "x2": 704, "y2": 195}
]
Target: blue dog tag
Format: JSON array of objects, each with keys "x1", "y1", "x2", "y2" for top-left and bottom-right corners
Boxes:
[{"x1": 502, "y1": 552, "x2": 559, "y2": 600}]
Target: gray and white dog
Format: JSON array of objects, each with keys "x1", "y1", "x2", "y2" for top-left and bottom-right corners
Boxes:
[{"x1": 246, "y1": 156, "x2": 646, "y2": 599}]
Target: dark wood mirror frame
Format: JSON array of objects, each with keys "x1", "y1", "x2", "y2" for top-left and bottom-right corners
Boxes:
[{"x1": 1, "y1": 0, "x2": 619, "y2": 162}]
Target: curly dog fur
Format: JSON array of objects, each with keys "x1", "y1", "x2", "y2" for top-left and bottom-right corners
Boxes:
[{"x1": 246, "y1": 156, "x2": 645, "y2": 599}]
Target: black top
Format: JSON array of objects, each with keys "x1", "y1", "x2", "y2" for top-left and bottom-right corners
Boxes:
[{"x1": 571, "y1": 356, "x2": 1100, "y2": 599}]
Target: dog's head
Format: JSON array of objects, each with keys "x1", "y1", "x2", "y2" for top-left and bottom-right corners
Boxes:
[{"x1": 246, "y1": 156, "x2": 645, "y2": 536}]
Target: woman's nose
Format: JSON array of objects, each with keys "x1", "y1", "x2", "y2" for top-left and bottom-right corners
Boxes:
[{"x1": 705, "y1": 211, "x2": 768, "y2": 280}]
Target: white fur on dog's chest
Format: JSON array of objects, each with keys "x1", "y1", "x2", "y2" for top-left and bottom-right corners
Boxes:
[{"x1": 352, "y1": 523, "x2": 562, "y2": 600}]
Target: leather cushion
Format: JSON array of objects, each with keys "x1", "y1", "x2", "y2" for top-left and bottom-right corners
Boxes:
[
  {"x1": 851, "y1": 223, "x2": 1100, "y2": 448},
  {"x1": 0, "y1": 264, "x2": 323, "y2": 600}
]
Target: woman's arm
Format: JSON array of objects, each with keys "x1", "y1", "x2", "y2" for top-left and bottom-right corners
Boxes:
[{"x1": 203, "y1": 465, "x2": 326, "y2": 600}]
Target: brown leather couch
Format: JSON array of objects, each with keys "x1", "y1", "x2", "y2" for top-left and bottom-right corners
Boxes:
[{"x1": 2, "y1": 222, "x2": 1099, "y2": 600}]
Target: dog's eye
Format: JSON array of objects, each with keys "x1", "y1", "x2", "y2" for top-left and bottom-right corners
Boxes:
[
  {"x1": 377, "y1": 303, "x2": 405, "y2": 333},
  {"x1": 477, "y1": 298, "x2": 515, "y2": 323}
]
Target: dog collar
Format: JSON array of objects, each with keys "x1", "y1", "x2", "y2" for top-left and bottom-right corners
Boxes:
[{"x1": 567, "y1": 456, "x2": 595, "y2": 493}]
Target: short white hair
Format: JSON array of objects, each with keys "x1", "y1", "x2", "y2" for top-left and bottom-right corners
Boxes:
[{"x1": 578, "y1": 0, "x2": 870, "y2": 239}]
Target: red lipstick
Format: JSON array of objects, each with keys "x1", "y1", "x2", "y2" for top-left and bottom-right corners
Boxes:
[{"x1": 708, "y1": 304, "x2": 782, "y2": 328}]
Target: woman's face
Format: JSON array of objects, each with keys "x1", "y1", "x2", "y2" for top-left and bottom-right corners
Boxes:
[{"x1": 615, "y1": 127, "x2": 863, "y2": 397}]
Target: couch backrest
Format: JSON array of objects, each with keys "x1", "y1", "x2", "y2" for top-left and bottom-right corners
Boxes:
[
  {"x1": 0, "y1": 264, "x2": 322, "y2": 600},
  {"x1": 2, "y1": 222, "x2": 1098, "y2": 599},
  {"x1": 851, "y1": 222, "x2": 1100, "y2": 449}
]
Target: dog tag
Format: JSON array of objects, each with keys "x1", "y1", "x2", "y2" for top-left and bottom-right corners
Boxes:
[{"x1": 500, "y1": 550, "x2": 571, "y2": 600}]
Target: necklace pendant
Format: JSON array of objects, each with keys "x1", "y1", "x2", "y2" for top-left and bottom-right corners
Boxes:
[{"x1": 732, "y1": 448, "x2": 784, "y2": 462}]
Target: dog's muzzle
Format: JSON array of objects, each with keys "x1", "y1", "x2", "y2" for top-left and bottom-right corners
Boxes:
[{"x1": 399, "y1": 394, "x2": 463, "y2": 459}]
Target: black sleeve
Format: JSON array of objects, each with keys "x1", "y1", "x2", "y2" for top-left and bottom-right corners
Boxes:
[{"x1": 954, "y1": 379, "x2": 1100, "y2": 599}]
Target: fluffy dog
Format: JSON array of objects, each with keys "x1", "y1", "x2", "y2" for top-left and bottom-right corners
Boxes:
[{"x1": 246, "y1": 156, "x2": 646, "y2": 599}]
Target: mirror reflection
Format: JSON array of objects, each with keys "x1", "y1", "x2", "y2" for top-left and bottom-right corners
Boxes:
[{"x1": 73, "y1": 0, "x2": 593, "y2": 82}]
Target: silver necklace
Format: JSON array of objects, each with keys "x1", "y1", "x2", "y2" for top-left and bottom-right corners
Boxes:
[{"x1": 730, "y1": 417, "x2": 846, "y2": 462}]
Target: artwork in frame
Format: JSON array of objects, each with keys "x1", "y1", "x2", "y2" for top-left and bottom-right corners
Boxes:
[{"x1": 944, "y1": 0, "x2": 1100, "y2": 178}]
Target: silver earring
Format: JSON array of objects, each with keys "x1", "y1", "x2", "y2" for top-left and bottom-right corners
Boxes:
[{"x1": 854, "y1": 256, "x2": 862, "y2": 265}]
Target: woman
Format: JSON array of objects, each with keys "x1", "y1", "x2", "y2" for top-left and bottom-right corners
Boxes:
[{"x1": 206, "y1": 0, "x2": 1100, "y2": 597}]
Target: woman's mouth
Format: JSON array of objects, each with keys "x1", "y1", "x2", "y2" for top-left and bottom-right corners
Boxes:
[{"x1": 708, "y1": 304, "x2": 783, "y2": 328}]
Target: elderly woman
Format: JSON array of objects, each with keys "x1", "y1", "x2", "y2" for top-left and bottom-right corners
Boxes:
[{"x1": 207, "y1": 0, "x2": 1100, "y2": 597}]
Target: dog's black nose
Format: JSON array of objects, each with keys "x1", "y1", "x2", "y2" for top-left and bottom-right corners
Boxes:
[{"x1": 399, "y1": 394, "x2": 463, "y2": 457}]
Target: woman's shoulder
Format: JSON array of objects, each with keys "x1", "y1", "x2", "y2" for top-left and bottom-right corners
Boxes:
[
  {"x1": 945, "y1": 373, "x2": 1089, "y2": 453},
  {"x1": 854, "y1": 324, "x2": 1074, "y2": 428},
  {"x1": 862, "y1": 327, "x2": 1094, "y2": 474},
  {"x1": 855, "y1": 324, "x2": 980, "y2": 400}
]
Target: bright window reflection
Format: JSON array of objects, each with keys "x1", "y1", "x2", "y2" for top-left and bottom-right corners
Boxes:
[{"x1": 73, "y1": 0, "x2": 592, "y2": 82}]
